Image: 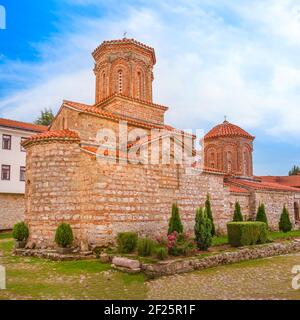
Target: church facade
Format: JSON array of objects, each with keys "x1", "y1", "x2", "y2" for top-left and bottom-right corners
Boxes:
[{"x1": 22, "y1": 38, "x2": 300, "y2": 249}]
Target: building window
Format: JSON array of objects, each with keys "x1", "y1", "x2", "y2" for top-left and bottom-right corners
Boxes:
[
  {"x1": 102, "y1": 72, "x2": 106, "y2": 98},
  {"x1": 21, "y1": 137, "x2": 27, "y2": 152},
  {"x1": 137, "y1": 71, "x2": 143, "y2": 99},
  {"x1": 1, "y1": 165, "x2": 11, "y2": 180},
  {"x1": 118, "y1": 70, "x2": 123, "y2": 94},
  {"x1": 20, "y1": 166, "x2": 25, "y2": 182},
  {"x1": 2, "y1": 134, "x2": 11, "y2": 150}
]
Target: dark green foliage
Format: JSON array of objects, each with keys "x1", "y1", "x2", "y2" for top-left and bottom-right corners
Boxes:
[
  {"x1": 279, "y1": 206, "x2": 292, "y2": 233},
  {"x1": 35, "y1": 108, "x2": 55, "y2": 126},
  {"x1": 12, "y1": 222, "x2": 29, "y2": 241},
  {"x1": 55, "y1": 223, "x2": 74, "y2": 248},
  {"x1": 233, "y1": 201, "x2": 243, "y2": 222},
  {"x1": 194, "y1": 207, "x2": 212, "y2": 251},
  {"x1": 154, "y1": 246, "x2": 168, "y2": 260},
  {"x1": 117, "y1": 232, "x2": 138, "y2": 253},
  {"x1": 205, "y1": 194, "x2": 216, "y2": 236},
  {"x1": 256, "y1": 203, "x2": 268, "y2": 227},
  {"x1": 289, "y1": 165, "x2": 300, "y2": 176},
  {"x1": 227, "y1": 222, "x2": 268, "y2": 247},
  {"x1": 137, "y1": 238, "x2": 155, "y2": 257},
  {"x1": 168, "y1": 203, "x2": 183, "y2": 235}
]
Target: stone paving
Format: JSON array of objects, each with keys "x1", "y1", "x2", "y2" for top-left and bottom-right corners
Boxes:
[{"x1": 147, "y1": 253, "x2": 300, "y2": 300}]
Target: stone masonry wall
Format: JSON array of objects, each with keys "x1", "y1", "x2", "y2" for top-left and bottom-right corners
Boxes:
[
  {"x1": 0, "y1": 193, "x2": 25, "y2": 230},
  {"x1": 229, "y1": 193, "x2": 251, "y2": 220}
]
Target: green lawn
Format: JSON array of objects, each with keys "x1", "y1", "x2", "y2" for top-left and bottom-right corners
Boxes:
[
  {"x1": 0, "y1": 232, "x2": 12, "y2": 240},
  {"x1": 0, "y1": 237, "x2": 147, "y2": 300}
]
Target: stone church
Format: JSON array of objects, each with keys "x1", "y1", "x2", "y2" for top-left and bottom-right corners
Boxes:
[{"x1": 22, "y1": 38, "x2": 300, "y2": 249}]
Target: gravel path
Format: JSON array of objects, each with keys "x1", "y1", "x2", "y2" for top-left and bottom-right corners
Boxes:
[{"x1": 147, "y1": 253, "x2": 300, "y2": 300}]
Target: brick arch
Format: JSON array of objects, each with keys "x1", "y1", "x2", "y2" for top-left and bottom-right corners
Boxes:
[
  {"x1": 224, "y1": 143, "x2": 238, "y2": 174},
  {"x1": 205, "y1": 144, "x2": 218, "y2": 169},
  {"x1": 110, "y1": 59, "x2": 131, "y2": 97},
  {"x1": 241, "y1": 143, "x2": 253, "y2": 176}
]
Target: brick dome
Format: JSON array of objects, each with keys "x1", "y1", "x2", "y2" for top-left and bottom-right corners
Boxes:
[{"x1": 204, "y1": 120, "x2": 255, "y2": 140}]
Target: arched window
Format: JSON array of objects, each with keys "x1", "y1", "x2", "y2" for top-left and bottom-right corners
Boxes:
[
  {"x1": 137, "y1": 71, "x2": 143, "y2": 99},
  {"x1": 118, "y1": 70, "x2": 123, "y2": 94},
  {"x1": 102, "y1": 72, "x2": 106, "y2": 97},
  {"x1": 226, "y1": 151, "x2": 232, "y2": 173},
  {"x1": 62, "y1": 118, "x2": 66, "y2": 130},
  {"x1": 294, "y1": 202, "x2": 300, "y2": 222},
  {"x1": 243, "y1": 151, "x2": 248, "y2": 176}
]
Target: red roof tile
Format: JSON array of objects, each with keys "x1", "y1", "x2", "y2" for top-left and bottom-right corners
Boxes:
[
  {"x1": 260, "y1": 175, "x2": 300, "y2": 188},
  {"x1": 0, "y1": 118, "x2": 48, "y2": 133},
  {"x1": 225, "y1": 183, "x2": 249, "y2": 194},
  {"x1": 22, "y1": 129, "x2": 80, "y2": 148},
  {"x1": 227, "y1": 178, "x2": 300, "y2": 192},
  {"x1": 205, "y1": 121, "x2": 255, "y2": 140}
]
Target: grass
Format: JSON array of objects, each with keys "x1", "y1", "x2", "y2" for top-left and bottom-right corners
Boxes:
[
  {"x1": 0, "y1": 232, "x2": 12, "y2": 240},
  {"x1": 269, "y1": 229, "x2": 300, "y2": 240}
]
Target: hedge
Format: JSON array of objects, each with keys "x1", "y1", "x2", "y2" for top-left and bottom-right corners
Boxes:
[{"x1": 227, "y1": 222, "x2": 268, "y2": 247}]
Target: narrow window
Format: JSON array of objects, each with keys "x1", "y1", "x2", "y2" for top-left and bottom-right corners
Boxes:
[
  {"x1": 1, "y1": 165, "x2": 11, "y2": 180},
  {"x1": 137, "y1": 71, "x2": 142, "y2": 99},
  {"x1": 20, "y1": 166, "x2": 25, "y2": 182},
  {"x1": 102, "y1": 72, "x2": 106, "y2": 97},
  {"x1": 20, "y1": 137, "x2": 27, "y2": 152},
  {"x1": 2, "y1": 134, "x2": 11, "y2": 150},
  {"x1": 118, "y1": 70, "x2": 123, "y2": 94}
]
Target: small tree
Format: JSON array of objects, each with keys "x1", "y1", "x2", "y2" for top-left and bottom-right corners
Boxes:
[
  {"x1": 279, "y1": 206, "x2": 292, "y2": 233},
  {"x1": 256, "y1": 203, "x2": 268, "y2": 228},
  {"x1": 233, "y1": 201, "x2": 243, "y2": 222},
  {"x1": 289, "y1": 165, "x2": 300, "y2": 176},
  {"x1": 55, "y1": 223, "x2": 74, "y2": 248},
  {"x1": 168, "y1": 203, "x2": 183, "y2": 235},
  {"x1": 194, "y1": 207, "x2": 212, "y2": 251},
  {"x1": 35, "y1": 108, "x2": 55, "y2": 126},
  {"x1": 205, "y1": 194, "x2": 216, "y2": 236}
]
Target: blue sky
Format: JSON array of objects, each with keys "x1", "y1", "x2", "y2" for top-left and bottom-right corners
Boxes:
[{"x1": 1, "y1": 0, "x2": 300, "y2": 175}]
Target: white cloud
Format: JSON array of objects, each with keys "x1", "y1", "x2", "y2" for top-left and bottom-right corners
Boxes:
[{"x1": 1, "y1": 0, "x2": 300, "y2": 142}]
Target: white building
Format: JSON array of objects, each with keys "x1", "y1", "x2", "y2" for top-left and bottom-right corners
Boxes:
[{"x1": 0, "y1": 118, "x2": 47, "y2": 230}]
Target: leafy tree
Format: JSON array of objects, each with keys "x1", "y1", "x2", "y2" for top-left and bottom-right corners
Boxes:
[
  {"x1": 194, "y1": 207, "x2": 212, "y2": 251},
  {"x1": 289, "y1": 165, "x2": 300, "y2": 176},
  {"x1": 256, "y1": 203, "x2": 268, "y2": 228},
  {"x1": 233, "y1": 201, "x2": 243, "y2": 222},
  {"x1": 279, "y1": 206, "x2": 292, "y2": 233},
  {"x1": 205, "y1": 194, "x2": 216, "y2": 236},
  {"x1": 168, "y1": 203, "x2": 183, "y2": 235},
  {"x1": 35, "y1": 108, "x2": 55, "y2": 126}
]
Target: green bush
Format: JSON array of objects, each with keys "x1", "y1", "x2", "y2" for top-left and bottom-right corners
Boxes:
[
  {"x1": 117, "y1": 232, "x2": 138, "y2": 253},
  {"x1": 168, "y1": 203, "x2": 183, "y2": 235},
  {"x1": 279, "y1": 206, "x2": 292, "y2": 233},
  {"x1": 12, "y1": 222, "x2": 29, "y2": 241},
  {"x1": 55, "y1": 223, "x2": 74, "y2": 248},
  {"x1": 256, "y1": 203, "x2": 268, "y2": 227},
  {"x1": 233, "y1": 201, "x2": 243, "y2": 222},
  {"x1": 194, "y1": 207, "x2": 212, "y2": 251},
  {"x1": 154, "y1": 246, "x2": 168, "y2": 260},
  {"x1": 227, "y1": 222, "x2": 268, "y2": 247},
  {"x1": 205, "y1": 194, "x2": 216, "y2": 236},
  {"x1": 137, "y1": 238, "x2": 155, "y2": 257}
]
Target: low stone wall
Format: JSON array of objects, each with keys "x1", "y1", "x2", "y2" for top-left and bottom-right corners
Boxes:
[
  {"x1": 0, "y1": 193, "x2": 25, "y2": 230},
  {"x1": 142, "y1": 240, "x2": 300, "y2": 277}
]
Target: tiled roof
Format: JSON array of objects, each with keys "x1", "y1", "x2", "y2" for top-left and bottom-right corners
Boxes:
[
  {"x1": 225, "y1": 183, "x2": 249, "y2": 194},
  {"x1": 260, "y1": 175, "x2": 300, "y2": 188},
  {"x1": 227, "y1": 178, "x2": 300, "y2": 192},
  {"x1": 96, "y1": 93, "x2": 169, "y2": 111},
  {"x1": 0, "y1": 118, "x2": 48, "y2": 133},
  {"x1": 22, "y1": 129, "x2": 80, "y2": 148},
  {"x1": 205, "y1": 121, "x2": 255, "y2": 140},
  {"x1": 92, "y1": 38, "x2": 156, "y2": 64}
]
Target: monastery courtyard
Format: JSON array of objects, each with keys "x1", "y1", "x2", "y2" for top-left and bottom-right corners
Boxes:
[{"x1": 0, "y1": 233, "x2": 299, "y2": 300}]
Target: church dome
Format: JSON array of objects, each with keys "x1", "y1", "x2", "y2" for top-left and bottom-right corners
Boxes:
[{"x1": 204, "y1": 120, "x2": 255, "y2": 140}]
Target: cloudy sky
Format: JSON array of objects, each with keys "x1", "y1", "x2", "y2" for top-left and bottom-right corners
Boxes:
[{"x1": 1, "y1": 0, "x2": 300, "y2": 175}]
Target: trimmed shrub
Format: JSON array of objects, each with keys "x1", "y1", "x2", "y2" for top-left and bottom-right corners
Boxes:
[
  {"x1": 279, "y1": 206, "x2": 292, "y2": 233},
  {"x1": 55, "y1": 223, "x2": 74, "y2": 248},
  {"x1": 137, "y1": 238, "x2": 155, "y2": 257},
  {"x1": 12, "y1": 222, "x2": 29, "y2": 241},
  {"x1": 256, "y1": 203, "x2": 268, "y2": 227},
  {"x1": 227, "y1": 222, "x2": 268, "y2": 247},
  {"x1": 194, "y1": 207, "x2": 212, "y2": 251},
  {"x1": 233, "y1": 201, "x2": 243, "y2": 222},
  {"x1": 168, "y1": 203, "x2": 183, "y2": 235},
  {"x1": 154, "y1": 246, "x2": 168, "y2": 260},
  {"x1": 117, "y1": 232, "x2": 138, "y2": 253},
  {"x1": 205, "y1": 194, "x2": 216, "y2": 236}
]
